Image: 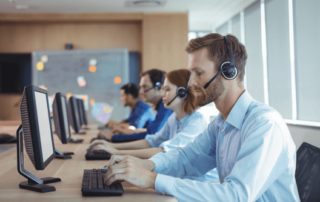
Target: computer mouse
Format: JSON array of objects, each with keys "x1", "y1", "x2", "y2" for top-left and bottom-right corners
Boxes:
[
  {"x1": 90, "y1": 137, "x2": 109, "y2": 143},
  {"x1": 0, "y1": 134, "x2": 17, "y2": 144},
  {"x1": 102, "y1": 165, "x2": 109, "y2": 172}
]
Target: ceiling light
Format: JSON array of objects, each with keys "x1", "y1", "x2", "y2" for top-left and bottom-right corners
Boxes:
[
  {"x1": 125, "y1": 0, "x2": 167, "y2": 7},
  {"x1": 16, "y1": 5, "x2": 29, "y2": 10}
]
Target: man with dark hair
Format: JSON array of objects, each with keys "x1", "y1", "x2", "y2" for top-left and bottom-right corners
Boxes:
[
  {"x1": 101, "y1": 34, "x2": 300, "y2": 201},
  {"x1": 105, "y1": 83, "x2": 155, "y2": 130},
  {"x1": 99, "y1": 69, "x2": 173, "y2": 142}
]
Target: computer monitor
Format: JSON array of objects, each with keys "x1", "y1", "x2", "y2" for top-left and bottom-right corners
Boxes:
[
  {"x1": 80, "y1": 99, "x2": 88, "y2": 126},
  {"x1": 77, "y1": 98, "x2": 89, "y2": 129},
  {"x1": 53, "y1": 93, "x2": 72, "y2": 144},
  {"x1": 67, "y1": 96, "x2": 85, "y2": 134},
  {"x1": 76, "y1": 98, "x2": 84, "y2": 128},
  {"x1": 17, "y1": 85, "x2": 61, "y2": 193},
  {"x1": 52, "y1": 93, "x2": 82, "y2": 159}
]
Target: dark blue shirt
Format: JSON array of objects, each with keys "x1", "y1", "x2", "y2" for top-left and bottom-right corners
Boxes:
[
  {"x1": 112, "y1": 99, "x2": 173, "y2": 143},
  {"x1": 123, "y1": 99, "x2": 155, "y2": 129}
]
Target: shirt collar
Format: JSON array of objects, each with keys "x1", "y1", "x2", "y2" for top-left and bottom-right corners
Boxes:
[{"x1": 225, "y1": 90, "x2": 253, "y2": 130}]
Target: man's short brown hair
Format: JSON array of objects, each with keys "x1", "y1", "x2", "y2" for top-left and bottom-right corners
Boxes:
[{"x1": 185, "y1": 33, "x2": 248, "y2": 82}]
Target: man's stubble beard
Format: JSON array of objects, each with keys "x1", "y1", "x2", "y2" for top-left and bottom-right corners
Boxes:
[{"x1": 196, "y1": 76, "x2": 225, "y2": 107}]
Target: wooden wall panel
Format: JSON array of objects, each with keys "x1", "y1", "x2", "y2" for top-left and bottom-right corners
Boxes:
[
  {"x1": 0, "y1": 12, "x2": 188, "y2": 120},
  {"x1": 0, "y1": 94, "x2": 21, "y2": 120},
  {"x1": 142, "y1": 13, "x2": 189, "y2": 73},
  {"x1": 0, "y1": 22, "x2": 142, "y2": 53}
]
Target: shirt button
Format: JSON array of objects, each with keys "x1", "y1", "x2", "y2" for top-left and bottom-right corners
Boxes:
[{"x1": 221, "y1": 154, "x2": 224, "y2": 158}]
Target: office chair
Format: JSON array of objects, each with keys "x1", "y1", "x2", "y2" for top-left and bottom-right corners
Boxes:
[{"x1": 295, "y1": 142, "x2": 320, "y2": 202}]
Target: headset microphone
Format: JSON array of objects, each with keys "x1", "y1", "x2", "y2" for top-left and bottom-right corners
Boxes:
[
  {"x1": 203, "y1": 36, "x2": 238, "y2": 89},
  {"x1": 167, "y1": 95, "x2": 178, "y2": 106}
]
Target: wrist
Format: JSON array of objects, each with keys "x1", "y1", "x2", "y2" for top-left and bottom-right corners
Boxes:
[
  {"x1": 146, "y1": 160, "x2": 156, "y2": 171},
  {"x1": 148, "y1": 172, "x2": 158, "y2": 189},
  {"x1": 115, "y1": 149, "x2": 122, "y2": 155}
]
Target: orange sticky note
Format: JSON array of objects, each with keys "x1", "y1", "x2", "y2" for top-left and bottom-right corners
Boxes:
[
  {"x1": 114, "y1": 76, "x2": 121, "y2": 84},
  {"x1": 89, "y1": 66, "x2": 97, "y2": 73}
]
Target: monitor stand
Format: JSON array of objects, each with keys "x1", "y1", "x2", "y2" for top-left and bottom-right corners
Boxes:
[
  {"x1": 68, "y1": 137, "x2": 83, "y2": 143},
  {"x1": 55, "y1": 149, "x2": 73, "y2": 159},
  {"x1": 17, "y1": 125, "x2": 61, "y2": 193}
]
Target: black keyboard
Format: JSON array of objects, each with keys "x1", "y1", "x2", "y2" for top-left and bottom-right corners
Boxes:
[
  {"x1": 81, "y1": 169, "x2": 124, "y2": 196},
  {"x1": 85, "y1": 147, "x2": 111, "y2": 160}
]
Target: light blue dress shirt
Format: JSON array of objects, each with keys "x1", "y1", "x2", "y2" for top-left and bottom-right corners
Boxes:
[
  {"x1": 145, "y1": 110, "x2": 208, "y2": 153},
  {"x1": 149, "y1": 91, "x2": 300, "y2": 202}
]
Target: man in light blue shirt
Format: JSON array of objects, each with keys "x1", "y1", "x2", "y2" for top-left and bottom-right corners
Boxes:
[{"x1": 103, "y1": 33, "x2": 300, "y2": 201}]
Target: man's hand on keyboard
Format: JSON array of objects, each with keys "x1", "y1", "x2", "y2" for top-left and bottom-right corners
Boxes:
[
  {"x1": 104, "y1": 159, "x2": 157, "y2": 189},
  {"x1": 97, "y1": 130, "x2": 114, "y2": 141},
  {"x1": 92, "y1": 144, "x2": 119, "y2": 155},
  {"x1": 109, "y1": 155, "x2": 156, "y2": 172}
]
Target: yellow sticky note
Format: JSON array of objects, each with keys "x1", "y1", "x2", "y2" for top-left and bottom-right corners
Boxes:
[
  {"x1": 39, "y1": 85, "x2": 47, "y2": 90},
  {"x1": 37, "y1": 61, "x2": 44, "y2": 71},
  {"x1": 66, "y1": 93, "x2": 72, "y2": 98},
  {"x1": 104, "y1": 107, "x2": 111, "y2": 113}
]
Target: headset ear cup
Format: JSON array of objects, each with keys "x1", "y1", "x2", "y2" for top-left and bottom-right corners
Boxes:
[
  {"x1": 154, "y1": 82, "x2": 161, "y2": 90},
  {"x1": 177, "y1": 87, "x2": 187, "y2": 99},
  {"x1": 221, "y1": 62, "x2": 238, "y2": 80}
]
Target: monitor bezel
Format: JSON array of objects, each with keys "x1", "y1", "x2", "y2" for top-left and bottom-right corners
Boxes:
[
  {"x1": 53, "y1": 92, "x2": 72, "y2": 144},
  {"x1": 80, "y1": 99, "x2": 88, "y2": 125},
  {"x1": 25, "y1": 85, "x2": 56, "y2": 170},
  {"x1": 76, "y1": 98, "x2": 84, "y2": 127},
  {"x1": 68, "y1": 96, "x2": 80, "y2": 133}
]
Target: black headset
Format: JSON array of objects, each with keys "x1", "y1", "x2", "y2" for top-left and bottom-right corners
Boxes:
[
  {"x1": 167, "y1": 71, "x2": 191, "y2": 106},
  {"x1": 144, "y1": 71, "x2": 165, "y2": 92},
  {"x1": 203, "y1": 36, "x2": 238, "y2": 89}
]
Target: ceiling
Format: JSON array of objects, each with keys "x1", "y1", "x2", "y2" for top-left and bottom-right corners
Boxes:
[{"x1": 0, "y1": 0, "x2": 256, "y2": 31}]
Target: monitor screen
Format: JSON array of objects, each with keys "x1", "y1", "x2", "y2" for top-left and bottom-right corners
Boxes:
[
  {"x1": 61, "y1": 96, "x2": 70, "y2": 138},
  {"x1": 34, "y1": 91, "x2": 54, "y2": 162}
]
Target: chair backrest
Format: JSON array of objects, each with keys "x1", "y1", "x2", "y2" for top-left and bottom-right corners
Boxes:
[{"x1": 295, "y1": 142, "x2": 320, "y2": 202}]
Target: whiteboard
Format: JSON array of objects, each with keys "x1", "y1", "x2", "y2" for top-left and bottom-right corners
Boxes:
[{"x1": 32, "y1": 49, "x2": 130, "y2": 124}]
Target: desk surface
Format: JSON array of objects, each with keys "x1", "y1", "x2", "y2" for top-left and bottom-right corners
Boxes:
[{"x1": 0, "y1": 124, "x2": 177, "y2": 202}]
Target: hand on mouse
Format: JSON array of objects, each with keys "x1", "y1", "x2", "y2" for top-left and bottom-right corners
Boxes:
[
  {"x1": 97, "y1": 130, "x2": 114, "y2": 141},
  {"x1": 92, "y1": 144, "x2": 119, "y2": 155}
]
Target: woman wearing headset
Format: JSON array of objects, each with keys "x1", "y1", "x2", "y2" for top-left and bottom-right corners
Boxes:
[{"x1": 90, "y1": 69, "x2": 209, "y2": 159}]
